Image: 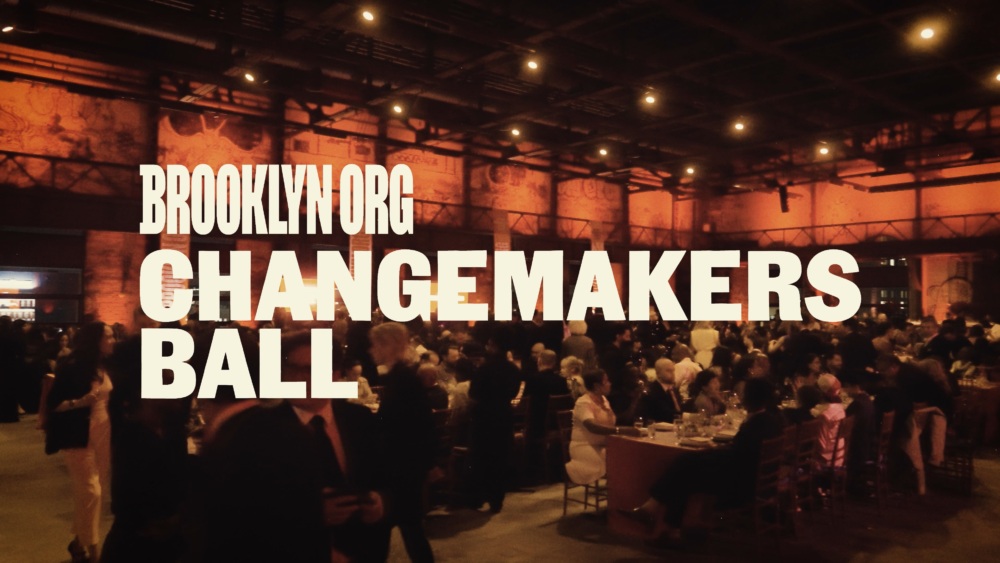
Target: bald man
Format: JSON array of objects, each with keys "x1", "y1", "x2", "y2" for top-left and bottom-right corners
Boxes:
[{"x1": 636, "y1": 359, "x2": 683, "y2": 422}]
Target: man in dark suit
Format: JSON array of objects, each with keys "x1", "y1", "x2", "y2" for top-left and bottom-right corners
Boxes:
[
  {"x1": 636, "y1": 359, "x2": 683, "y2": 423},
  {"x1": 199, "y1": 331, "x2": 389, "y2": 563}
]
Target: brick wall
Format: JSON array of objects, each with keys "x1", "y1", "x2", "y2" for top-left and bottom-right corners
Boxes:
[{"x1": 83, "y1": 230, "x2": 144, "y2": 329}]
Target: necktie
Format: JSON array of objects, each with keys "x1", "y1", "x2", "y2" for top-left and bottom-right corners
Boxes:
[{"x1": 309, "y1": 415, "x2": 343, "y2": 486}]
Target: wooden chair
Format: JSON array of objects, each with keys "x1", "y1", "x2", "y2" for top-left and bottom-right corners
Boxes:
[
  {"x1": 791, "y1": 418, "x2": 823, "y2": 517},
  {"x1": 556, "y1": 409, "x2": 606, "y2": 516},
  {"x1": 874, "y1": 411, "x2": 895, "y2": 512},
  {"x1": 541, "y1": 394, "x2": 576, "y2": 481},
  {"x1": 930, "y1": 397, "x2": 979, "y2": 495},
  {"x1": 752, "y1": 436, "x2": 788, "y2": 549},
  {"x1": 820, "y1": 415, "x2": 856, "y2": 520}
]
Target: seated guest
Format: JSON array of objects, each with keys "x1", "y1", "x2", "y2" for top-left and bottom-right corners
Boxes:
[
  {"x1": 417, "y1": 363, "x2": 450, "y2": 410},
  {"x1": 622, "y1": 379, "x2": 784, "y2": 540},
  {"x1": 683, "y1": 370, "x2": 726, "y2": 416},
  {"x1": 343, "y1": 360, "x2": 376, "y2": 406},
  {"x1": 636, "y1": 359, "x2": 683, "y2": 423},
  {"x1": 565, "y1": 369, "x2": 640, "y2": 485},
  {"x1": 560, "y1": 356, "x2": 586, "y2": 399},
  {"x1": 815, "y1": 374, "x2": 847, "y2": 468},
  {"x1": 783, "y1": 384, "x2": 823, "y2": 426}
]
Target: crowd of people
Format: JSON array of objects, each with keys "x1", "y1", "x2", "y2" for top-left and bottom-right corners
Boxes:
[{"x1": 1, "y1": 307, "x2": 999, "y2": 561}]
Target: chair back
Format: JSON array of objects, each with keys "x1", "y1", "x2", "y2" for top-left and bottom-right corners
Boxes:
[
  {"x1": 546, "y1": 394, "x2": 575, "y2": 431},
  {"x1": 555, "y1": 409, "x2": 574, "y2": 463},
  {"x1": 756, "y1": 436, "x2": 786, "y2": 499},
  {"x1": 830, "y1": 415, "x2": 856, "y2": 469},
  {"x1": 876, "y1": 411, "x2": 895, "y2": 464},
  {"x1": 795, "y1": 418, "x2": 823, "y2": 473}
]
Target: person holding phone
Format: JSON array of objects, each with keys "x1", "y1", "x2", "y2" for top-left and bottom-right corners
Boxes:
[{"x1": 200, "y1": 330, "x2": 390, "y2": 563}]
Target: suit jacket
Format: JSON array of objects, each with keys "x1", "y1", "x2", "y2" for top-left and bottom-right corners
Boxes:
[
  {"x1": 524, "y1": 368, "x2": 570, "y2": 439},
  {"x1": 200, "y1": 401, "x2": 388, "y2": 563},
  {"x1": 636, "y1": 381, "x2": 682, "y2": 423}
]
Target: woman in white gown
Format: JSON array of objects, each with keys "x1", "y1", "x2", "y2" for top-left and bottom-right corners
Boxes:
[{"x1": 566, "y1": 369, "x2": 639, "y2": 485}]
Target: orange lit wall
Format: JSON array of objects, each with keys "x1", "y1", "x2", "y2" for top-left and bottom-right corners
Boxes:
[{"x1": 83, "y1": 231, "x2": 143, "y2": 329}]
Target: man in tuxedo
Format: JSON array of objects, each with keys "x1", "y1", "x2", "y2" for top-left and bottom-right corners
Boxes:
[
  {"x1": 636, "y1": 359, "x2": 683, "y2": 423},
  {"x1": 199, "y1": 331, "x2": 389, "y2": 563}
]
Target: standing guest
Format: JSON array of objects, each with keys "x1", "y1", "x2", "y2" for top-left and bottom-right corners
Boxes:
[
  {"x1": 636, "y1": 359, "x2": 683, "y2": 423},
  {"x1": 468, "y1": 326, "x2": 522, "y2": 513},
  {"x1": 562, "y1": 321, "x2": 597, "y2": 368},
  {"x1": 371, "y1": 322, "x2": 436, "y2": 562},
  {"x1": 200, "y1": 331, "x2": 389, "y2": 563},
  {"x1": 686, "y1": 370, "x2": 727, "y2": 416},
  {"x1": 45, "y1": 322, "x2": 115, "y2": 563},
  {"x1": 566, "y1": 369, "x2": 640, "y2": 485},
  {"x1": 839, "y1": 318, "x2": 878, "y2": 376},
  {"x1": 524, "y1": 350, "x2": 569, "y2": 479},
  {"x1": 690, "y1": 321, "x2": 720, "y2": 371},
  {"x1": 560, "y1": 356, "x2": 587, "y2": 399},
  {"x1": 841, "y1": 370, "x2": 875, "y2": 494},
  {"x1": 101, "y1": 334, "x2": 190, "y2": 563},
  {"x1": 670, "y1": 344, "x2": 701, "y2": 400},
  {"x1": 600, "y1": 323, "x2": 633, "y2": 415}
]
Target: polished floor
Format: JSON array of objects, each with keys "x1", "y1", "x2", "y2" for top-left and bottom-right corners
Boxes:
[{"x1": 3, "y1": 414, "x2": 1000, "y2": 563}]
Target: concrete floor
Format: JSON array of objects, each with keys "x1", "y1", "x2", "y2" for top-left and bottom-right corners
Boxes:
[{"x1": 3, "y1": 414, "x2": 1000, "y2": 563}]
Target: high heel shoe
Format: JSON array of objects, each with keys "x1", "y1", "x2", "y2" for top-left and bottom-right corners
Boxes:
[{"x1": 68, "y1": 538, "x2": 87, "y2": 563}]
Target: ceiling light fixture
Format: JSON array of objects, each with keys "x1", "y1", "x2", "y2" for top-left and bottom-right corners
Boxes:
[
  {"x1": 644, "y1": 93, "x2": 656, "y2": 104},
  {"x1": 920, "y1": 27, "x2": 934, "y2": 39},
  {"x1": 995, "y1": 72, "x2": 1000, "y2": 82},
  {"x1": 511, "y1": 128, "x2": 521, "y2": 137},
  {"x1": 244, "y1": 72, "x2": 255, "y2": 82},
  {"x1": 392, "y1": 104, "x2": 403, "y2": 114},
  {"x1": 1, "y1": 25, "x2": 12, "y2": 33},
  {"x1": 686, "y1": 167, "x2": 695, "y2": 175},
  {"x1": 734, "y1": 121, "x2": 745, "y2": 131},
  {"x1": 527, "y1": 59, "x2": 539, "y2": 70},
  {"x1": 362, "y1": 10, "x2": 375, "y2": 22},
  {"x1": 599, "y1": 148, "x2": 608, "y2": 156}
]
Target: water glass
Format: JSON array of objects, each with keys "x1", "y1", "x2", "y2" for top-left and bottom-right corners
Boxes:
[
  {"x1": 647, "y1": 423, "x2": 657, "y2": 440},
  {"x1": 633, "y1": 417, "x2": 645, "y2": 435}
]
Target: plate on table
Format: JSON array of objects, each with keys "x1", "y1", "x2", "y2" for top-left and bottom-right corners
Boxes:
[
  {"x1": 652, "y1": 422, "x2": 674, "y2": 431},
  {"x1": 679, "y1": 437, "x2": 713, "y2": 448}
]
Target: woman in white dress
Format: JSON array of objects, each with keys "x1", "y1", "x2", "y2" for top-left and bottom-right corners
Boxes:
[
  {"x1": 565, "y1": 369, "x2": 640, "y2": 485},
  {"x1": 45, "y1": 322, "x2": 115, "y2": 562}
]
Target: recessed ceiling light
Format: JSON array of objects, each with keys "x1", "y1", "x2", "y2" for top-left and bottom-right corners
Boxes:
[
  {"x1": 527, "y1": 59, "x2": 539, "y2": 70},
  {"x1": 819, "y1": 146, "x2": 830, "y2": 155},
  {"x1": 362, "y1": 10, "x2": 375, "y2": 22},
  {"x1": 244, "y1": 72, "x2": 255, "y2": 82},
  {"x1": 734, "y1": 121, "x2": 745, "y2": 131},
  {"x1": 599, "y1": 148, "x2": 608, "y2": 156},
  {"x1": 644, "y1": 94, "x2": 656, "y2": 104},
  {"x1": 686, "y1": 167, "x2": 695, "y2": 175},
  {"x1": 1, "y1": 25, "x2": 12, "y2": 33},
  {"x1": 392, "y1": 104, "x2": 403, "y2": 114},
  {"x1": 920, "y1": 27, "x2": 934, "y2": 39},
  {"x1": 511, "y1": 128, "x2": 521, "y2": 137},
  {"x1": 995, "y1": 72, "x2": 1000, "y2": 82}
]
